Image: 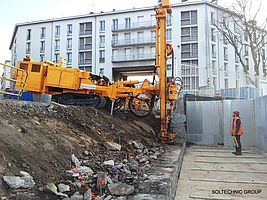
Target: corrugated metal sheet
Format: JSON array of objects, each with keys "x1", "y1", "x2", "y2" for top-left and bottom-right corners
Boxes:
[{"x1": 186, "y1": 97, "x2": 267, "y2": 152}]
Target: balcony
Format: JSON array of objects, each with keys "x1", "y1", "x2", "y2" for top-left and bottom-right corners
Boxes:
[
  {"x1": 112, "y1": 53, "x2": 155, "y2": 62},
  {"x1": 112, "y1": 37, "x2": 156, "y2": 47},
  {"x1": 111, "y1": 21, "x2": 156, "y2": 32}
]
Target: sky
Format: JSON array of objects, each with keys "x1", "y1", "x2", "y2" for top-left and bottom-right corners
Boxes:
[{"x1": 0, "y1": 0, "x2": 266, "y2": 69}]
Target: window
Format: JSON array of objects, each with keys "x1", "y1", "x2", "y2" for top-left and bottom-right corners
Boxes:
[
  {"x1": 40, "y1": 41, "x2": 45, "y2": 53},
  {"x1": 67, "y1": 38, "x2": 72, "y2": 50},
  {"x1": 225, "y1": 79, "x2": 228, "y2": 89},
  {"x1": 211, "y1": 28, "x2": 216, "y2": 42},
  {"x1": 125, "y1": 48, "x2": 132, "y2": 60},
  {"x1": 100, "y1": 20, "x2": 105, "y2": 32},
  {"x1": 244, "y1": 45, "x2": 249, "y2": 56},
  {"x1": 26, "y1": 42, "x2": 31, "y2": 54},
  {"x1": 235, "y1": 53, "x2": 239, "y2": 63},
  {"x1": 27, "y1": 29, "x2": 31, "y2": 40},
  {"x1": 112, "y1": 34, "x2": 118, "y2": 45},
  {"x1": 181, "y1": 27, "x2": 198, "y2": 42},
  {"x1": 245, "y1": 58, "x2": 249, "y2": 70},
  {"x1": 211, "y1": 12, "x2": 215, "y2": 25},
  {"x1": 224, "y1": 63, "x2": 228, "y2": 71},
  {"x1": 80, "y1": 22, "x2": 92, "y2": 35},
  {"x1": 150, "y1": 46, "x2": 156, "y2": 55},
  {"x1": 99, "y1": 50, "x2": 105, "y2": 63},
  {"x1": 137, "y1": 16, "x2": 144, "y2": 26},
  {"x1": 181, "y1": 10, "x2": 197, "y2": 26},
  {"x1": 166, "y1": 29, "x2": 172, "y2": 40},
  {"x1": 40, "y1": 54, "x2": 45, "y2": 62},
  {"x1": 79, "y1": 37, "x2": 92, "y2": 50},
  {"x1": 167, "y1": 13, "x2": 172, "y2": 26},
  {"x1": 67, "y1": 52, "x2": 72, "y2": 65},
  {"x1": 125, "y1": 17, "x2": 131, "y2": 29},
  {"x1": 55, "y1": 39, "x2": 60, "y2": 51},
  {"x1": 224, "y1": 47, "x2": 228, "y2": 60},
  {"x1": 67, "y1": 24, "x2": 72, "y2": 35},
  {"x1": 211, "y1": 44, "x2": 216, "y2": 58},
  {"x1": 223, "y1": 35, "x2": 228, "y2": 45},
  {"x1": 244, "y1": 32, "x2": 248, "y2": 42},
  {"x1": 167, "y1": 64, "x2": 171, "y2": 70},
  {"x1": 262, "y1": 49, "x2": 266, "y2": 61},
  {"x1": 137, "y1": 47, "x2": 144, "y2": 59},
  {"x1": 124, "y1": 33, "x2": 131, "y2": 44},
  {"x1": 150, "y1": 14, "x2": 156, "y2": 26},
  {"x1": 40, "y1": 27, "x2": 46, "y2": 39},
  {"x1": 181, "y1": 43, "x2": 198, "y2": 59},
  {"x1": 212, "y1": 60, "x2": 216, "y2": 69},
  {"x1": 55, "y1": 25, "x2": 60, "y2": 37},
  {"x1": 112, "y1": 49, "x2": 119, "y2": 57},
  {"x1": 31, "y1": 64, "x2": 41, "y2": 73},
  {"x1": 79, "y1": 51, "x2": 92, "y2": 65},
  {"x1": 151, "y1": 30, "x2": 156, "y2": 41},
  {"x1": 235, "y1": 65, "x2": 239, "y2": 78},
  {"x1": 213, "y1": 77, "x2": 217, "y2": 91},
  {"x1": 54, "y1": 53, "x2": 60, "y2": 63},
  {"x1": 79, "y1": 66, "x2": 92, "y2": 72},
  {"x1": 137, "y1": 31, "x2": 144, "y2": 42},
  {"x1": 99, "y1": 35, "x2": 105, "y2": 48},
  {"x1": 112, "y1": 19, "x2": 118, "y2": 30}
]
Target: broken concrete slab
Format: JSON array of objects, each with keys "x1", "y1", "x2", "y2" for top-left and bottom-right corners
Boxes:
[
  {"x1": 3, "y1": 171, "x2": 35, "y2": 189},
  {"x1": 108, "y1": 182, "x2": 135, "y2": 196},
  {"x1": 103, "y1": 142, "x2": 122, "y2": 151},
  {"x1": 58, "y1": 183, "x2": 70, "y2": 193}
]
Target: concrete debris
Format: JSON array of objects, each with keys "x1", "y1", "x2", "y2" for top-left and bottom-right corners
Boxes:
[
  {"x1": 103, "y1": 160, "x2": 115, "y2": 166},
  {"x1": 132, "y1": 141, "x2": 144, "y2": 150},
  {"x1": 67, "y1": 166, "x2": 94, "y2": 177},
  {"x1": 63, "y1": 192, "x2": 83, "y2": 200},
  {"x1": 58, "y1": 183, "x2": 70, "y2": 193},
  {"x1": 71, "y1": 154, "x2": 81, "y2": 167},
  {"x1": 103, "y1": 142, "x2": 121, "y2": 151},
  {"x1": 83, "y1": 189, "x2": 92, "y2": 200},
  {"x1": 44, "y1": 183, "x2": 68, "y2": 197},
  {"x1": 116, "y1": 197, "x2": 127, "y2": 200},
  {"x1": 3, "y1": 171, "x2": 35, "y2": 189},
  {"x1": 44, "y1": 183, "x2": 57, "y2": 194},
  {"x1": 104, "y1": 195, "x2": 112, "y2": 200},
  {"x1": 108, "y1": 182, "x2": 135, "y2": 196},
  {"x1": 3, "y1": 176, "x2": 24, "y2": 189}
]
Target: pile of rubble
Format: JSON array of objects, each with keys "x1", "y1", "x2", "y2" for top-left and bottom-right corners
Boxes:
[{"x1": 0, "y1": 100, "x2": 172, "y2": 199}]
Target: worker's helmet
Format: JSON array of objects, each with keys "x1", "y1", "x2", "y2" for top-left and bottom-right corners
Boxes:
[{"x1": 233, "y1": 111, "x2": 240, "y2": 116}]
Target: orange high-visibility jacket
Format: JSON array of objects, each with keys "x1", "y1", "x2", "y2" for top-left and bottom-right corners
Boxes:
[{"x1": 231, "y1": 116, "x2": 243, "y2": 136}]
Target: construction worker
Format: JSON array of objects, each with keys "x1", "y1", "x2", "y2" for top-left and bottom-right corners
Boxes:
[{"x1": 231, "y1": 111, "x2": 243, "y2": 155}]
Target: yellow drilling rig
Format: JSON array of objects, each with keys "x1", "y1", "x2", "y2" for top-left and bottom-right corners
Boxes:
[{"x1": 0, "y1": 0, "x2": 182, "y2": 144}]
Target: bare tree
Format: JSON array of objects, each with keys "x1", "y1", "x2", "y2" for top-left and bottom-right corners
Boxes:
[{"x1": 215, "y1": 0, "x2": 267, "y2": 87}]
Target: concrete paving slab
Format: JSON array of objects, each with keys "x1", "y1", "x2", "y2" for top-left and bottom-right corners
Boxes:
[{"x1": 175, "y1": 145, "x2": 267, "y2": 200}]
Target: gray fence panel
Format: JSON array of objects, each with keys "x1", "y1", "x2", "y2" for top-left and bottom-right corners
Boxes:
[
  {"x1": 255, "y1": 96, "x2": 267, "y2": 152},
  {"x1": 186, "y1": 101, "x2": 223, "y2": 145},
  {"x1": 223, "y1": 100, "x2": 255, "y2": 149}
]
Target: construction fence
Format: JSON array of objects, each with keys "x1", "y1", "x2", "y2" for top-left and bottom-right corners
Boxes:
[{"x1": 186, "y1": 95, "x2": 267, "y2": 152}]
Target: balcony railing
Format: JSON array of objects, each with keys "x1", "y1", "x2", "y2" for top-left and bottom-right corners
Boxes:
[
  {"x1": 181, "y1": 52, "x2": 198, "y2": 59},
  {"x1": 112, "y1": 21, "x2": 156, "y2": 31},
  {"x1": 112, "y1": 37, "x2": 156, "y2": 47},
  {"x1": 112, "y1": 53, "x2": 155, "y2": 62}
]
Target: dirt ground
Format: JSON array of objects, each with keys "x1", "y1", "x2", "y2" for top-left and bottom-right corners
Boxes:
[{"x1": 0, "y1": 100, "x2": 162, "y2": 199}]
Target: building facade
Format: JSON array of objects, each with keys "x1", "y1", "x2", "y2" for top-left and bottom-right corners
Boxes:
[{"x1": 9, "y1": 1, "x2": 267, "y2": 97}]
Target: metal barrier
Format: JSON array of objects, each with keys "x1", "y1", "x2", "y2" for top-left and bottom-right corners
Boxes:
[{"x1": 0, "y1": 62, "x2": 28, "y2": 99}]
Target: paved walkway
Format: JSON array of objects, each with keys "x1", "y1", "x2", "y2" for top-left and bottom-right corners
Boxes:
[{"x1": 175, "y1": 145, "x2": 267, "y2": 200}]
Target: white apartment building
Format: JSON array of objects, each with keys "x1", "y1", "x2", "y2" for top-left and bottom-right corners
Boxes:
[{"x1": 9, "y1": 1, "x2": 267, "y2": 98}]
